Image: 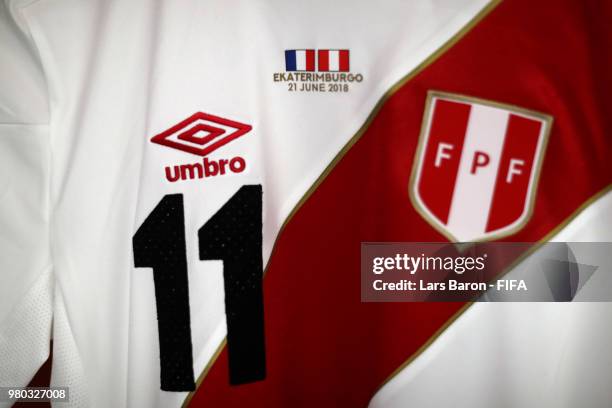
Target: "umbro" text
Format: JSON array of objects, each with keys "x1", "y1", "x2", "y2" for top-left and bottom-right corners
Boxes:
[{"x1": 165, "y1": 156, "x2": 246, "y2": 182}]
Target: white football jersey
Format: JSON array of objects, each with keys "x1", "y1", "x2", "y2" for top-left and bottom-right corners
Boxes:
[{"x1": 1, "y1": 0, "x2": 611, "y2": 407}]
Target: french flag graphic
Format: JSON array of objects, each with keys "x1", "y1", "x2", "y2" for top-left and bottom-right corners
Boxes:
[
  {"x1": 318, "y1": 49, "x2": 350, "y2": 72},
  {"x1": 285, "y1": 49, "x2": 316, "y2": 71}
]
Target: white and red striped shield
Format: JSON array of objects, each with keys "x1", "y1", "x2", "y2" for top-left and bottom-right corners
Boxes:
[{"x1": 411, "y1": 91, "x2": 552, "y2": 242}]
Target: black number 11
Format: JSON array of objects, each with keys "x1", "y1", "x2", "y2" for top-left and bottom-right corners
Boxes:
[{"x1": 133, "y1": 185, "x2": 265, "y2": 391}]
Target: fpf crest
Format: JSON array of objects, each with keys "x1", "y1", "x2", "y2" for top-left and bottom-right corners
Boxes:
[{"x1": 410, "y1": 91, "x2": 552, "y2": 242}]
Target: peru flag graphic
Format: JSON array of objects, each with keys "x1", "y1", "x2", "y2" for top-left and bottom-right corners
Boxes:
[
  {"x1": 411, "y1": 91, "x2": 552, "y2": 242},
  {"x1": 317, "y1": 49, "x2": 350, "y2": 72}
]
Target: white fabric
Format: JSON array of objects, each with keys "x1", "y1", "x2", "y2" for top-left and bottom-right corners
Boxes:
[
  {"x1": 0, "y1": 267, "x2": 52, "y2": 408},
  {"x1": 0, "y1": 0, "x2": 52, "y2": 401}
]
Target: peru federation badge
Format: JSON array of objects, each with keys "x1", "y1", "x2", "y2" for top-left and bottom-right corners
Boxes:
[{"x1": 410, "y1": 91, "x2": 552, "y2": 242}]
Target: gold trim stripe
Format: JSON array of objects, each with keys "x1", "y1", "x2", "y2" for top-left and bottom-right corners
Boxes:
[
  {"x1": 182, "y1": 339, "x2": 226, "y2": 407},
  {"x1": 182, "y1": 1, "x2": 502, "y2": 405}
]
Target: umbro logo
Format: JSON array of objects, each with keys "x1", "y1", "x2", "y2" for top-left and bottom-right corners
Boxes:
[
  {"x1": 151, "y1": 112, "x2": 252, "y2": 157},
  {"x1": 151, "y1": 112, "x2": 251, "y2": 183}
]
